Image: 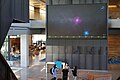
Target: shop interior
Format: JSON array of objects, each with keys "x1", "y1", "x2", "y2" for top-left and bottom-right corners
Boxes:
[{"x1": 0, "y1": 34, "x2": 46, "y2": 67}]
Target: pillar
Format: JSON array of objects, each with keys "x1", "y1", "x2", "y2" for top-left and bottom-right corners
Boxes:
[{"x1": 20, "y1": 34, "x2": 29, "y2": 67}]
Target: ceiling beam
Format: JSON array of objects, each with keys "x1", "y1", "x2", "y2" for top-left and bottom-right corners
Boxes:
[{"x1": 39, "y1": 0, "x2": 46, "y2": 3}]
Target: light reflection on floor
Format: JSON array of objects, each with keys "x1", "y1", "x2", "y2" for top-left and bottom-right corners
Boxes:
[{"x1": 11, "y1": 67, "x2": 23, "y2": 73}]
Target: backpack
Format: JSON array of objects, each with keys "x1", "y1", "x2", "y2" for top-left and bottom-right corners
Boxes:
[{"x1": 50, "y1": 68, "x2": 53, "y2": 75}]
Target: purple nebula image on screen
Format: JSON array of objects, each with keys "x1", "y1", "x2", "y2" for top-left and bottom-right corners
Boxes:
[{"x1": 73, "y1": 17, "x2": 82, "y2": 25}]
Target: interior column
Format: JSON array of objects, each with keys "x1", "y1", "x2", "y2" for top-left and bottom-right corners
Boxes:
[{"x1": 20, "y1": 34, "x2": 29, "y2": 67}]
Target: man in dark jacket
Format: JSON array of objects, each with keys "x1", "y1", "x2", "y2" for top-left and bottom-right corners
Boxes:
[{"x1": 62, "y1": 66, "x2": 69, "y2": 80}]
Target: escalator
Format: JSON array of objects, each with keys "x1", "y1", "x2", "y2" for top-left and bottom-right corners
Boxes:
[{"x1": 0, "y1": 0, "x2": 29, "y2": 80}]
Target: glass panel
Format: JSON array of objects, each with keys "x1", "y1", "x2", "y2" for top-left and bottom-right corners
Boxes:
[{"x1": 66, "y1": 54, "x2": 72, "y2": 68}]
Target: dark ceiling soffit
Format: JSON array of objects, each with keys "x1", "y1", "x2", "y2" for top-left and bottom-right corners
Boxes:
[
  {"x1": 109, "y1": 28, "x2": 120, "y2": 34},
  {"x1": 29, "y1": 28, "x2": 45, "y2": 30},
  {"x1": 109, "y1": 28, "x2": 120, "y2": 30},
  {"x1": 12, "y1": 19, "x2": 28, "y2": 23}
]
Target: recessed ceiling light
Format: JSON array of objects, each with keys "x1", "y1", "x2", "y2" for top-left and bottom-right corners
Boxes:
[{"x1": 108, "y1": 5, "x2": 117, "y2": 8}]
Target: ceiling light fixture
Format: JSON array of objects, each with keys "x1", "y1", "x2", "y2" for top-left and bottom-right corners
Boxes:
[{"x1": 108, "y1": 5, "x2": 117, "y2": 8}]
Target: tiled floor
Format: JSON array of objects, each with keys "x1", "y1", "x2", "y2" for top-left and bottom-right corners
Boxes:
[{"x1": 14, "y1": 62, "x2": 120, "y2": 80}]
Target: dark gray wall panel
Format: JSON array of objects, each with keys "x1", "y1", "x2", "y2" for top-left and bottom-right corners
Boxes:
[
  {"x1": 46, "y1": 46, "x2": 52, "y2": 53},
  {"x1": 66, "y1": 46, "x2": 72, "y2": 54},
  {"x1": 93, "y1": 40, "x2": 101, "y2": 47},
  {"x1": 46, "y1": 39, "x2": 53, "y2": 45},
  {"x1": 80, "y1": 54, "x2": 86, "y2": 69},
  {"x1": 102, "y1": 40, "x2": 108, "y2": 46},
  {"x1": 86, "y1": 54, "x2": 92, "y2": 69},
  {"x1": 66, "y1": 54, "x2": 72, "y2": 68},
  {"x1": 12, "y1": 0, "x2": 29, "y2": 22},
  {"x1": 52, "y1": 0, "x2": 67, "y2": 5},
  {"x1": 59, "y1": 46, "x2": 64, "y2": 54},
  {"x1": 72, "y1": 54, "x2": 79, "y2": 68},
  {"x1": 59, "y1": 46, "x2": 65, "y2": 61},
  {"x1": 100, "y1": 55, "x2": 107, "y2": 70},
  {"x1": 93, "y1": 55, "x2": 100, "y2": 70},
  {"x1": 53, "y1": 46, "x2": 58, "y2": 53},
  {"x1": 14, "y1": 0, "x2": 22, "y2": 20},
  {"x1": 66, "y1": 40, "x2": 73, "y2": 46},
  {"x1": 79, "y1": 0, "x2": 85, "y2": 4},
  {"x1": 22, "y1": 0, "x2": 29, "y2": 22},
  {"x1": 53, "y1": 46, "x2": 59, "y2": 61},
  {"x1": 46, "y1": 39, "x2": 108, "y2": 69},
  {"x1": 73, "y1": 46, "x2": 78, "y2": 54},
  {"x1": 86, "y1": 0, "x2": 93, "y2": 3},
  {"x1": 94, "y1": 0, "x2": 100, "y2": 3},
  {"x1": 101, "y1": 0, "x2": 108, "y2": 3},
  {"x1": 46, "y1": 54, "x2": 52, "y2": 62},
  {"x1": 0, "y1": 0, "x2": 13, "y2": 49},
  {"x1": 59, "y1": 54, "x2": 65, "y2": 62},
  {"x1": 77, "y1": 40, "x2": 83, "y2": 46},
  {"x1": 53, "y1": 54, "x2": 58, "y2": 61},
  {"x1": 72, "y1": 0, "x2": 80, "y2": 4},
  {"x1": 59, "y1": 39, "x2": 65, "y2": 46},
  {"x1": 51, "y1": 39, "x2": 59, "y2": 46}
]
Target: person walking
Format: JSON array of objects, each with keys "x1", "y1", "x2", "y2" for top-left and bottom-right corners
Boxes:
[{"x1": 72, "y1": 66, "x2": 77, "y2": 80}]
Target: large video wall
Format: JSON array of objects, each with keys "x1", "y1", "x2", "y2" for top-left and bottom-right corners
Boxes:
[{"x1": 47, "y1": 4, "x2": 107, "y2": 39}]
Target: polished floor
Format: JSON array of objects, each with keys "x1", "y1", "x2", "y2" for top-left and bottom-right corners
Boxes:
[
  {"x1": 15, "y1": 62, "x2": 46, "y2": 80},
  {"x1": 13, "y1": 61, "x2": 120, "y2": 80}
]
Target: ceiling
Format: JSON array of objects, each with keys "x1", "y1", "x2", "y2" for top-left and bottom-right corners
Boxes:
[
  {"x1": 30, "y1": 0, "x2": 46, "y2": 10},
  {"x1": 30, "y1": 0, "x2": 120, "y2": 9},
  {"x1": 109, "y1": 0, "x2": 120, "y2": 5}
]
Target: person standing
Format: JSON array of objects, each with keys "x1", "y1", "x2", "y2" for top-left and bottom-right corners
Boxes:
[
  {"x1": 62, "y1": 65, "x2": 69, "y2": 80},
  {"x1": 52, "y1": 64, "x2": 57, "y2": 80},
  {"x1": 72, "y1": 66, "x2": 77, "y2": 80},
  {"x1": 33, "y1": 48, "x2": 40, "y2": 63}
]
